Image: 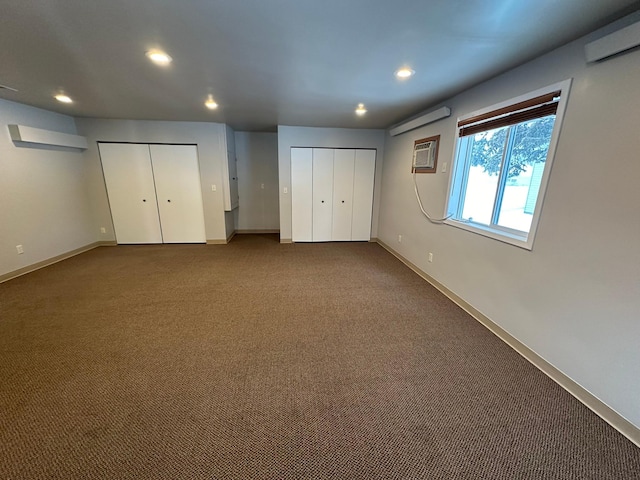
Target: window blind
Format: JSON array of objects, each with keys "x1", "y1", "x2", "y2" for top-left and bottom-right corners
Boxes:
[{"x1": 458, "y1": 91, "x2": 561, "y2": 137}]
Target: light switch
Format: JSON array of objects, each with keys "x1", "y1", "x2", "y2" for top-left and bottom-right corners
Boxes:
[
  {"x1": 442, "y1": 162, "x2": 447, "y2": 173},
  {"x1": 211, "y1": 184, "x2": 217, "y2": 192},
  {"x1": 283, "y1": 187, "x2": 288, "y2": 194}
]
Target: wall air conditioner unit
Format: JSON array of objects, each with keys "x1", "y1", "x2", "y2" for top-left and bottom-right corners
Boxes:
[{"x1": 412, "y1": 135, "x2": 440, "y2": 174}]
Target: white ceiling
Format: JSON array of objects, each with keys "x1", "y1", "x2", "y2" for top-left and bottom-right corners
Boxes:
[{"x1": 1, "y1": 0, "x2": 638, "y2": 131}]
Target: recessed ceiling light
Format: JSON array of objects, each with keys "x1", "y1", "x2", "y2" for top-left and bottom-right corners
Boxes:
[
  {"x1": 355, "y1": 103, "x2": 367, "y2": 116},
  {"x1": 54, "y1": 94, "x2": 73, "y2": 103},
  {"x1": 145, "y1": 49, "x2": 172, "y2": 66},
  {"x1": 395, "y1": 67, "x2": 415, "y2": 79},
  {"x1": 205, "y1": 95, "x2": 218, "y2": 110}
]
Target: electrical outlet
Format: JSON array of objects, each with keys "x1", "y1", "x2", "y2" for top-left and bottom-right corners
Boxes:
[
  {"x1": 428, "y1": 252, "x2": 433, "y2": 263},
  {"x1": 211, "y1": 184, "x2": 217, "y2": 192},
  {"x1": 261, "y1": 183, "x2": 265, "y2": 189},
  {"x1": 100, "y1": 227, "x2": 106, "y2": 234},
  {"x1": 16, "y1": 245, "x2": 24, "y2": 254},
  {"x1": 398, "y1": 234, "x2": 402, "y2": 243}
]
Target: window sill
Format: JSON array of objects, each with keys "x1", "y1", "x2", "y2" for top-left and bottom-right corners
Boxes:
[{"x1": 444, "y1": 218, "x2": 533, "y2": 250}]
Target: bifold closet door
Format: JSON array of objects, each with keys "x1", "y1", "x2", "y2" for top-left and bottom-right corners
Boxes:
[
  {"x1": 99, "y1": 143, "x2": 163, "y2": 244},
  {"x1": 312, "y1": 148, "x2": 334, "y2": 242},
  {"x1": 351, "y1": 149, "x2": 376, "y2": 241},
  {"x1": 149, "y1": 145, "x2": 206, "y2": 243},
  {"x1": 291, "y1": 148, "x2": 313, "y2": 242},
  {"x1": 332, "y1": 149, "x2": 355, "y2": 241}
]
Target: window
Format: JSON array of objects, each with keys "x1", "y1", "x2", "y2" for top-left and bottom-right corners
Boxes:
[{"x1": 445, "y1": 80, "x2": 571, "y2": 249}]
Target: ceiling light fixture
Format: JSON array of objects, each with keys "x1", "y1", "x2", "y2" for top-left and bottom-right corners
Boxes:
[
  {"x1": 145, "y1": 49, "x2": 173, "y2": 66},
  {"x1": 395, "y1": 67, "x2": 415, "y2": 79},
  {"x1": 54, "y1": 94, "x2": 73, "y2": 103},
  {"x1": 205, "y1": 95, "x2": 218, "y2": 110},
  {"x1": 355, "y1": 103, "x2": 367, "y2": 116}
]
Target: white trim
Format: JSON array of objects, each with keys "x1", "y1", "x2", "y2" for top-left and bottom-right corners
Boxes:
[
  {"x1": 0, "y1": 241, "x2": 115, "y2": 283},
  {"x1": 445, "y1": 79, "x2": 573, "y2": 250},
  {"x1": 376, "y1": 239, "x2": 640, "y2": 448}
]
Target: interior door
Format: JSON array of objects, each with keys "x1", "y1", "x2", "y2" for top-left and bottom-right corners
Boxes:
[
  {"x1": 99, "y1": 143, "x2": 163, "y2": 244},
  {"x1": 312, "y1": 148, "x2": 334, "y2": 242},
  {"x1": 351, "y1": 149, "x2": 376, "y2": 241},
  {"x1": 149, "y1": 144, "x2": 206, "y2": 243},
  {"x1": 291, "y1": 148, "x2": 313, "y2": 242},
  {"x1": 332, "y1": 149, "x2": 355, "y2": 241}
]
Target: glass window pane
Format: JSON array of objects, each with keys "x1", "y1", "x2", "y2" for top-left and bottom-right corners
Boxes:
[
  {"x1": 497, "y1": 116, "x2": 555, "y2": 232},
  {"x1": 460, "y1": 127, "x2": 507, "y2": 225}
]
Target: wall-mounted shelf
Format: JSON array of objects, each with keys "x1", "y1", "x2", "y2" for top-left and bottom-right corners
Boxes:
[{"x1": 8, "y1": 124, "x2": 88, "y2": 150}]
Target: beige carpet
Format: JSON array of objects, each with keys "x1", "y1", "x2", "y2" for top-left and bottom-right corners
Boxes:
[{"x1": 1, "y1": 234, "x2": 638, "y2": 479}]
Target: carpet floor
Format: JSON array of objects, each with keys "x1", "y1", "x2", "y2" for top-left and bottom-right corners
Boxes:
[{"x1": 0, "y1": 234, "x2": 638, "y2": 479}]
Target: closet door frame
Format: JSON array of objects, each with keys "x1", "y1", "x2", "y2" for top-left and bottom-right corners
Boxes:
[
  {"x1": 99, "y1": 143, "x2": 163, "y2": 244},
  {"x1": 312, "y1": 148, "x2": 334, "y2": 242},
  {"x1": 150, "y1": 144, "x2": 206, "y2": 244},
  {"x1": 351, "y1": 149, "x2": 376, "y2": 241},
  {"x1": 291, "y1": 148, "x2": 313, "y2": 242},
  {"x1": 332, "y1": 149, "x2": 356, "y2": 241}
]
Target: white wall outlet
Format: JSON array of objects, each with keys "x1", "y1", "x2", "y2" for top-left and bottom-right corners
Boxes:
[
  {"x1": 283, "y1": 187, "x2": 288, "y2": 194},
  {"x1": 211, "y1": 184, "x2": 217, "y2": 192},
  {"x1": 16, "y1": 245, "x2": 24, "y2": 254},
  {"x1": 428, "y1": 252, "x2": 433, "y2": 263},
  {"x1": 398, "y1": 234, "x2": 402, "y2": 243},
  {"x1": 261, "y1": 183, "x2": 265, "y2": 189},
  {"x1": 100, "y1": 227, "x2": 106, "y2": 234}
]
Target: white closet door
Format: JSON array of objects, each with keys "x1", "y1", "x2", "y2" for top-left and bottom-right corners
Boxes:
[
  {"x1": 332, "y1": 149, "x2": 355, "y2": 241},
  {"x1": 99, "y1": 143, "x2": 162, "y2": 244},
  {"x1": 351, "y1": 149, "x2": 376, "y2": 241},
  {"x1": 291, "y1": 148, "x2": 313, "y2": 242},
  {"x1": 149, "y1": 144, "x2": 206, "y2": 243},
  {"x1": 312, "y1": 149, "x2": 334, "y2": 242}
]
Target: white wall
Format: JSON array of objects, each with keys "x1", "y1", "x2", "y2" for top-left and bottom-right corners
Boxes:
[
  {"x1": 377, "y1": 15, "x2": 640, "y2": 428},
  {"x1": 234, "y1": 132, "x2": 279, "y2": 231},
  {"x1": 0, "y1": 99, "x2": 95, "y2": 277},
  {"x1": 277, "y1": 126, "x2": 385, "y2": 241},
  {"x1": 75, "y1": 119, "x2": 229, "y2": 242}
]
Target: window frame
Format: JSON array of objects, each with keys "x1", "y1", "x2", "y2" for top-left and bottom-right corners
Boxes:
[{"x1": 444, "y1": 79, "x2": 572, "y2": 250}]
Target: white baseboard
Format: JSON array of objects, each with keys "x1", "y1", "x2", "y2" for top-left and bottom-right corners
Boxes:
[
  {"x1": 376, "y1": 239, "x2": 640, "y2": 448},
  {"x1": 0, "y1": 241, "x2": 116, "y2": 283},
  {"x1": 235, "y1": 229, "x2": 280, "y2": 234}
]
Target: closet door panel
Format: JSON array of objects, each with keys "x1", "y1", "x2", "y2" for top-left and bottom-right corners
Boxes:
[
  {"x1": 291, "y1": 148, "x2": 313, "y2": 242},
  {"x1": 312, "y1": 149, "x2": 334, "y2": 242},
  {"x1": 149, "y1": 144, "x2": 206, "y2": 243},
  {"x1": 332, "y1": 149, "x2": 355, "y2": 241},
  {"x1": 99, "y1": 143, "x2": 162, "y2": 244},
  {"x1": 352, "y1": 149, "x2": 376, "y2": 241}
]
